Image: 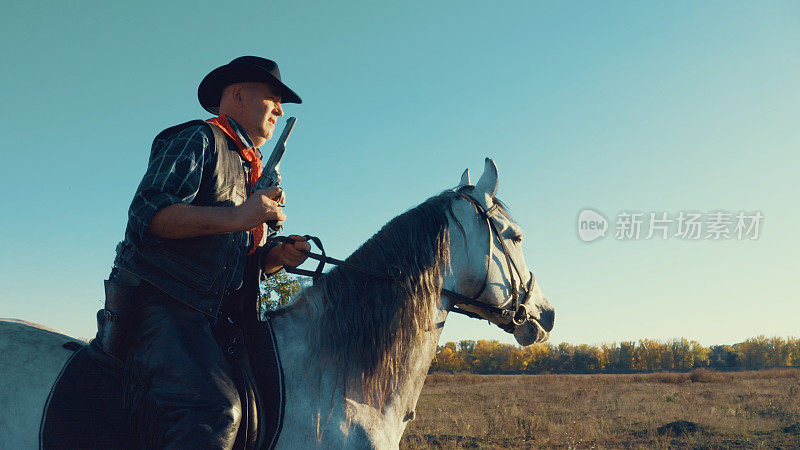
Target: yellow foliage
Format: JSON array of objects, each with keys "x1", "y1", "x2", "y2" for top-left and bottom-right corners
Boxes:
[{"x1": 429, "y1": 335, "x2": 797, "y2": 373}]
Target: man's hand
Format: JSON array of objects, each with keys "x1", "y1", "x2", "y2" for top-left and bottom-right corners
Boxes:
[
  {"x1": 148, "y1": 186, "x2": 287, "y2": 240},
  {"x1": 263, "y1": 235, "x2": 311, "y2": 274},
  {"x1": 234, "y1": 186, "x2": 286, "y2": 231}
]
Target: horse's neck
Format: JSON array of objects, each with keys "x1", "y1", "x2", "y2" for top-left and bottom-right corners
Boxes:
[{"x1": 270, "y1": 290, "x2": 446, "y2": 446}]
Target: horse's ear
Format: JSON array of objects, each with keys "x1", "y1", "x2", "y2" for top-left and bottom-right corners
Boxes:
[
  {"x1": 457, "y1": 169, "x2": 471, "y2": 188},
  {"x1": 473, "y1": 158, "x2": 498, "y2": 206}
]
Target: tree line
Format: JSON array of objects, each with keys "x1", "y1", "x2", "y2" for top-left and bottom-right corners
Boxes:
[
  {"x1": 258, "y1": 275, "x2": 797, "y2": 373},
  {"x1": 431, "y1": 336, "x2": 800, "y2": 373}
]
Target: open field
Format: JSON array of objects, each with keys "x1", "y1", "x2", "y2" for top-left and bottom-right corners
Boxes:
[{"x1": 400, "y1": 369, "x2": 800, "y2": 448}]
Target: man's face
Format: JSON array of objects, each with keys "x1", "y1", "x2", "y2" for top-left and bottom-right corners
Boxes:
[{"x1": 239, "y1": 82, "x2": 284, "y2": 144}]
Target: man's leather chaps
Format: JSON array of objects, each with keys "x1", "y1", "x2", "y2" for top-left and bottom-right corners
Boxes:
[{"x1": 124, "y1": 284, "x2": 241, "y2": 449}]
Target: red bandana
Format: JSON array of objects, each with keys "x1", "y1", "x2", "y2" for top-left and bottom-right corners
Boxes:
[{"x1": 206, "y1": 114, "x2": 264, "y2": 255}]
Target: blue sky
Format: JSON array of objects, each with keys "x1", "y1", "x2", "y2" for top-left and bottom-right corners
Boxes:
[{"x1": 1, "y1": 1, "x2": 798, "y2": 346}]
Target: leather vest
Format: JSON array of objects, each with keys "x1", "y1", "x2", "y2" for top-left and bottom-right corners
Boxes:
[{"x1": 114, "y1": 120, "x2": 249, "y2": 318}]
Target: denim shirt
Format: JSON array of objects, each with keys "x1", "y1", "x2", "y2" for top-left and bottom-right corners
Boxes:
[{"x1": 114, "y1": 118, "x2": 259, "y2": 318}]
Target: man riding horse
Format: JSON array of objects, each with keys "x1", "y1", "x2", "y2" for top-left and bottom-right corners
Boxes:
[{"x1": 95, "y1": 56, "x2": 310, "y2": 447}]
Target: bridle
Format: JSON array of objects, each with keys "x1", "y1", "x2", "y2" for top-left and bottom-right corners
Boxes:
[
  {"x1": 444, "y1": 193, "x2": 536, "y2": 333},
  {"x1": 274, "y1": 192, "x2": 537, "y2": 334}
]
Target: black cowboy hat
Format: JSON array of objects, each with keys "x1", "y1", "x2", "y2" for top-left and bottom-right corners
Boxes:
[{"x1": 198, "y1": 56, "x2": 302, "y2": 114}]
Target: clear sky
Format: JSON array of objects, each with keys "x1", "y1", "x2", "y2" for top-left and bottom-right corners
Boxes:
[{"x1": 1, "y1": 1, "x2": 798, "y2": 346}]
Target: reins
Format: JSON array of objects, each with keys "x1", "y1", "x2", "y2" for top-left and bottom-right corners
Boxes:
[{"x1": 272, "y1": 193, "x2": 536, "y2": 333}]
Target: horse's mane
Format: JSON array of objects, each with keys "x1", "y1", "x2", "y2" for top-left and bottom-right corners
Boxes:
[{"x1": 296, "y1": 190, "x2": 461, "y2": 408}]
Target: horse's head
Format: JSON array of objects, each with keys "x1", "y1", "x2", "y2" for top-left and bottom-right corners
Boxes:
[{"x1": 443, "y1": 158, "x2": 555, "y2": 345}]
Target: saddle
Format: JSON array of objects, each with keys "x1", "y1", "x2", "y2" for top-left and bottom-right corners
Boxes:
[{"x1": 39, "y1": 316, "x2": 286, "y2": 449}]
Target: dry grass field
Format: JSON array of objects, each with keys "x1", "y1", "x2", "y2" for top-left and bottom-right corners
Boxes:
[{"x1": 400, "y1": 369, "x2": 800, "y2": 449}]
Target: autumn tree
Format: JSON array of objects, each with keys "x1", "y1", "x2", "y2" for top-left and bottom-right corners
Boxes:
[
  {"x1": 608, "y1": 341, "x2": 636, "y2": 371},
  {"x1": 736, "y1": 335, "x2": 771, "y2": 369},
  {"x1": 690, "y1": 340, "x2": 710, "y2": 368},
  {"x1": 501, "y1": 345, "x2": 529, "y2": 372},
  {"x1": 709, "y1": 345, "x2": 739, "y2": 369},
  {"x1": 573, "y1": 344, "x2": 603, "y2": 372},
  {"x1": 668, "y1": 338, "x2": 691, "y2": 370},
  {"x1": 472, "y1": 340, "x2": 505, "y2": 372},
  {"x1": 766, "y1": 336, "x2": 790, "y2": 367},
  {"x1": 522, "y1": 344, "x2": 554, "y2": 373},
  {"x1": 428, "y1": 336, "x2": 796, "y2": 374},
  {"x1": 787, "y1": 338, "x2": 800, "y2": 366},
  {"x1": 634, "y1": 338, "x2": 666, "y2": 371},
  {"x1": 553, "y1": 343, "x2": 576, "y2": 372},
  {"x1": 458, "y1": 340, "x2": 477, "y2": 369},
  {"x1": 259, "y1": 270, "x2": 302, "y2": 318},
  {"x1": 432, "y1": 342, "x2": 462, "y2": 371},
  {"x1": 599, "y1": 343, "x2": 615, "y2": 370}
]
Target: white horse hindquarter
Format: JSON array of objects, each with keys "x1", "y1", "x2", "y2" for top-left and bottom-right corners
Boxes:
[{"x1": 0, "y1": 319, "x2": 85, "y2": 448}]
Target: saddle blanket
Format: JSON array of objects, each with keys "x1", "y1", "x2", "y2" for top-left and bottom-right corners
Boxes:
[{"x1": 40, "y1": 318, "x2": 285, "y2": 449}]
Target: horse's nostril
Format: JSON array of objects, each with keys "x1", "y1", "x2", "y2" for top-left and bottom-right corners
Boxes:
[{"x1": 539, "y1": 309, "x2": 555, "y2": 332}]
